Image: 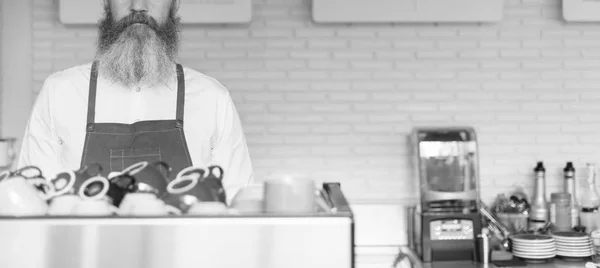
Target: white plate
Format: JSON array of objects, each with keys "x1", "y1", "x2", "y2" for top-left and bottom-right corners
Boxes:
[
  {"x1": 513, "y1": 252, "x2": 556, "y2": 259},
  {"x1": 556, "y1": 243, "x2": 590, "y2": 247},
  {"x1": 553, "y1": 232, "x2": 590, "y2": 240},
  {"x1": 555, "y1": 239, "x2": 591, "y2": 244},
  {"x1": 512, "y1": 239, "x2": 554, "y2": 244},
  {"x1": 556, "y1": 246, "x2": 594, "y2": 251},
  {"x1": 513, "y1": 244, "x2": 555, "y2": 249},
  {"x1": 556, "y1": 252, "x2": 593, "y2": 257},
  {"x1": 513, "y1": 249, "x2": 556, "y2": 255},
  {"x1": 511, "y1": 234, "x2": 554, "y2": 243},
  {"x1": 512, "y1": 246, "x2": 555, "y2": 251}
]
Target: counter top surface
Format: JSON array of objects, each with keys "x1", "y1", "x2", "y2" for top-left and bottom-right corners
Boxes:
[{"x1": 423, "y1": 259, "x2": 590, "y2": 268}]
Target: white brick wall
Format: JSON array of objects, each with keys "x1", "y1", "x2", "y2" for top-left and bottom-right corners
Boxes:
[{"x1": 31, "y1": 0, "x2": 600, "y2": 206}]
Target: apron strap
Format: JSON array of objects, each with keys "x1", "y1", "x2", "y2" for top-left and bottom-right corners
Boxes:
[
  {"x1": 175, "y1": 64, "x2": 185, "y2": 128},
  {"x1": 86, "y1": 61, "x2": 185, "y2": 131},
  {"x1": 86, "y1": 61, "x2": 99, "y2": 132}
]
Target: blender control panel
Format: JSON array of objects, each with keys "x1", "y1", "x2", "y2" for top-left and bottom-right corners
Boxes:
[{"x1": 429, "y1": 219, "x2": 474, "y2": 240}]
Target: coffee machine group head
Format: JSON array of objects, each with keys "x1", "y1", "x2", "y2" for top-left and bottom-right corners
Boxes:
[{"x1": 411, "y1": 126, "x2": 483, "y2": 262}]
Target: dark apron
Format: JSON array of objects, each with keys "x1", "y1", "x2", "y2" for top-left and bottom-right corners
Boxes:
[{"x1": 80, "y1": 61, "x2": 193, "y2": 180}]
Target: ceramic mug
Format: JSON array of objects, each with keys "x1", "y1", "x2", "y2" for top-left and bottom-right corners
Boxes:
[
  {"x1": 119, "y1": 192, "x2": 181, "y2": 216},
  {"x1": 48, "y1": 194, "x2": 82, "y2": 216},
  {"x1": 77, "y1": 175, "x2": 110, "y2": 200},
  {"x1": 0, "y1": 172, "x2": 51, "y2": 216},
  {"x1": 187, "y1": 201, "x2": 230, "y2": 215},
  {"x1": 1, "y1": 169, "x2": 69, "y2": 200},
  {"x1": 120, "y1": 161, "x2": 171, "y2": 197},
  {"x1": 71, "y1": 198, "x2": 118, "y2": 216},
  {"x1": 166, "y1": 165, "x2": 226, "y2": 203},
  {"x1": 105, "y1": 172, "x2": 137, "y2": 207},
  {"x1": 70, "y1": 175, "x2": 116, "y2": 216},
  {"x1": 263, "y1": 176, "x2": 316, "y2": 214},
  {"x1": 162, "y1": 194, "x2": 199, "y2": 214},
  {"x1": 230, "y1": 184, "x2": 264, "y2": 213}
]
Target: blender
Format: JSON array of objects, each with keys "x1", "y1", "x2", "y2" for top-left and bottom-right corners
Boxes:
[{"x1": 410, "y1": 126, "x2": 482, "y2": 262}]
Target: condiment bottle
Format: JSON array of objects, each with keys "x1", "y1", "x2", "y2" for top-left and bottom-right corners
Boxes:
[
  {"x1": 550, "y1": 192, "x2": 572, "y2": 232},
  {"x1": 564, "y1": 162, "x2": 579, "y2": 228},
  {"x1": 530, "y1": 161, "x2": 549, "y2": 230},
  {"x1": 580, "y1": 163, "x2": 600, "y2": 233}
]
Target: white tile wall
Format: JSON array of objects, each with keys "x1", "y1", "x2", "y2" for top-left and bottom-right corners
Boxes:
[{"x1": 30, "y1": 0, "x2": 600, "y2": 209}]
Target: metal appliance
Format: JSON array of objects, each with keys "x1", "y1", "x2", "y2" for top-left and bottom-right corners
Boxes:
[
  {"x1": 410, "y1": 127, "x2": 482, "y2": 262},
  {"x1": 0, "y1": 183, "x2": 354, "y2": 268}
]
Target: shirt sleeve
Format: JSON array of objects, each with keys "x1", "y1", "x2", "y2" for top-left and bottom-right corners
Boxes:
[
  {"x1": 209, "y1": 90, "x2": 254, "y2": 205},
  {"x1": 17, "y1": 77, "x2": 63, "y2": 178}
]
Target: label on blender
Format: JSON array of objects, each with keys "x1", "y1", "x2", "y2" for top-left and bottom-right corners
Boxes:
[{"x1": 430, "y1": 219, "x2": 474, "y2": 240}]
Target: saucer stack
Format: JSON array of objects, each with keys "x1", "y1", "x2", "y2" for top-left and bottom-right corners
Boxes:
[
  {"x1": 511, "y1": 234, "x2": 556, "y2": 261},
  {"x1": 553, "y1": 232, "x2": 594, "y2": 259}
]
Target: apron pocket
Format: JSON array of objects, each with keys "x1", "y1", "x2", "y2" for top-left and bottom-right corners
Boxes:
[{"x1": 109, "y1": 147, "x2": 162, "y2": 172}]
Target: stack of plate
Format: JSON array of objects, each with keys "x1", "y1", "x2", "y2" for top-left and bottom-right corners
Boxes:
[
  {"x1": 511, "y1": 234, "x2": 556, "y2": 261},
  {"x1": 553, "y1": 232, "x2": 594, "y2": 259}
]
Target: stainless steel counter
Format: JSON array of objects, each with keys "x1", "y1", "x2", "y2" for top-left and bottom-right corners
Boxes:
[
  {"x1": 0, "y1": 183, "x2": 355, "y2": 268},
  {"x1": 423, "y1": 259, "x2": 589, "y2": 268}
]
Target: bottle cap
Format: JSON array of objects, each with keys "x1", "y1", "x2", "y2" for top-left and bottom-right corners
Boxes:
[
  {"x1": 535, "y1": 161, "x2": 545, "y2": 172},
  {"x1": 564, "y1": 162, "x2": 575, "y2": 172}
]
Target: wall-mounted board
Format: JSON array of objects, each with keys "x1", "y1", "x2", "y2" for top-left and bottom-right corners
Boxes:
[
  {"x1": 59, "y1": 0, "x2": 252, "y2": 25},
  {"x1": 312, "y1": 0, "x2": 504, "y2": 23},
  {"x1": 563, "y1": 0, "x2": 600, "y2": 22}
]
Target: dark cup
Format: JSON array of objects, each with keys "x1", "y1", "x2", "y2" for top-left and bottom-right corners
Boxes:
[
  {"x1": 106, "y1": 173, "x2": 137, "y2": 207},
  {"x1": 166, "y1": 165, "x2": 226, "y2": 203},
  {"x1": 122, "y1": 161, "x2": 171, "y2": 197},
  {"x1": 73, "y1": 163, "x2": 103, "y2": 193}
]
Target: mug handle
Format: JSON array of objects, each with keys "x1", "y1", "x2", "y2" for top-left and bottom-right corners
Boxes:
[
  {"x1": 207, "y1": 165, "x2": 224, "y2": 180},
  {"x1": 14, "y1": 166, "x2": 43, "y2": 179},
  {"x1": 166, "y1": 174, "x2": 199, "y2": 194},
  {"x1": 27, "y1": 178, "x2": 54, "y2": 200},
  {"x1": 164, "y1": 204, "x2": 181, "y2": 215},
  {"x1": 78, "y1": 176, "x2": 110, "y2": 200},
  {"x1": 48, "y1": 170, "x2": 77, "y2": 197},
  {"x1": 79, "y1": 163, "x2": 103, "y2": 177},
  {"x1": 167, "y1": 166, "x2": 206, "y2": 194},
  {"x1": 122, "y1": 161, "x2": 148, "y2": 176},
  {"x1": 109, "y1": 173, "x2": 138, "y2": 192},
  {"x1": 153, "y1": 161, "x2": 172, "y2": 180},
  {"x1": 0, "y1": 170, "x2": 10, "y2": 182}
]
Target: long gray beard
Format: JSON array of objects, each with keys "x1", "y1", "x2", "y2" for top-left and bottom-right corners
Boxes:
[{"x1": 96, "y1": 24, "x2": 175, "y2": 87}]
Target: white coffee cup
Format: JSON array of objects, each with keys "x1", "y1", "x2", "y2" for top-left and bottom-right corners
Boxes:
[
  {"x1": 0, "y1": 174, "x2": 50, "y2": 216},
  {"x1": 71, "y1": 198, "x2": 118, "y2": 216},
  {"x1": 230, "y1": 184, "x2": 264, "y2": 213},
  {"x1": 263, "y1": 176, "x2": 316, "y2": 214},
  {"x1": 119, "y1": 193, "x2": 181, "y2": 216},
  {"x1": 48, "y1": 194, "x2": 82, "y2": 216}
]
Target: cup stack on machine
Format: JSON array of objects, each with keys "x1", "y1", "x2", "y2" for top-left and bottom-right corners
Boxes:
[{"x1": 0, "y1": 161, "x2": 335, "y2": 217}]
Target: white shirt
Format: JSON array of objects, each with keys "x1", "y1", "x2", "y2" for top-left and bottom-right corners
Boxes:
[{"x1": 17, "y1": 63, "x2": 254, "y2": 203}]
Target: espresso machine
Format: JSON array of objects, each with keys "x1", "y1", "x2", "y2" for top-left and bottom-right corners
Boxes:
[{"x1": 410, "y1": 127, "x2": 483, "y2": 262}]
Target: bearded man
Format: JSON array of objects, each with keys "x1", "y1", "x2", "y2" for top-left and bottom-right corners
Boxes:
[{"x1": 18, "y1": 0, "x2": 254, "y2": 204}]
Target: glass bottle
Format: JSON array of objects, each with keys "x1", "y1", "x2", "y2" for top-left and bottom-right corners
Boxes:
[
  {"x1": 530, "y1": 162, "x2": 548, "y2": 229},
  {"x1": 564, "y1": 162, "x2": 579, "y2": 228},
  {"x1": 580, "y1": 163, "x2": 600, "y2": 232}
]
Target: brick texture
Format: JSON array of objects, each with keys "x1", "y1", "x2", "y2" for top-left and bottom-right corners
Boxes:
[{"x1": 31, "y1": 0, "x2": 600, "y2": 205}]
